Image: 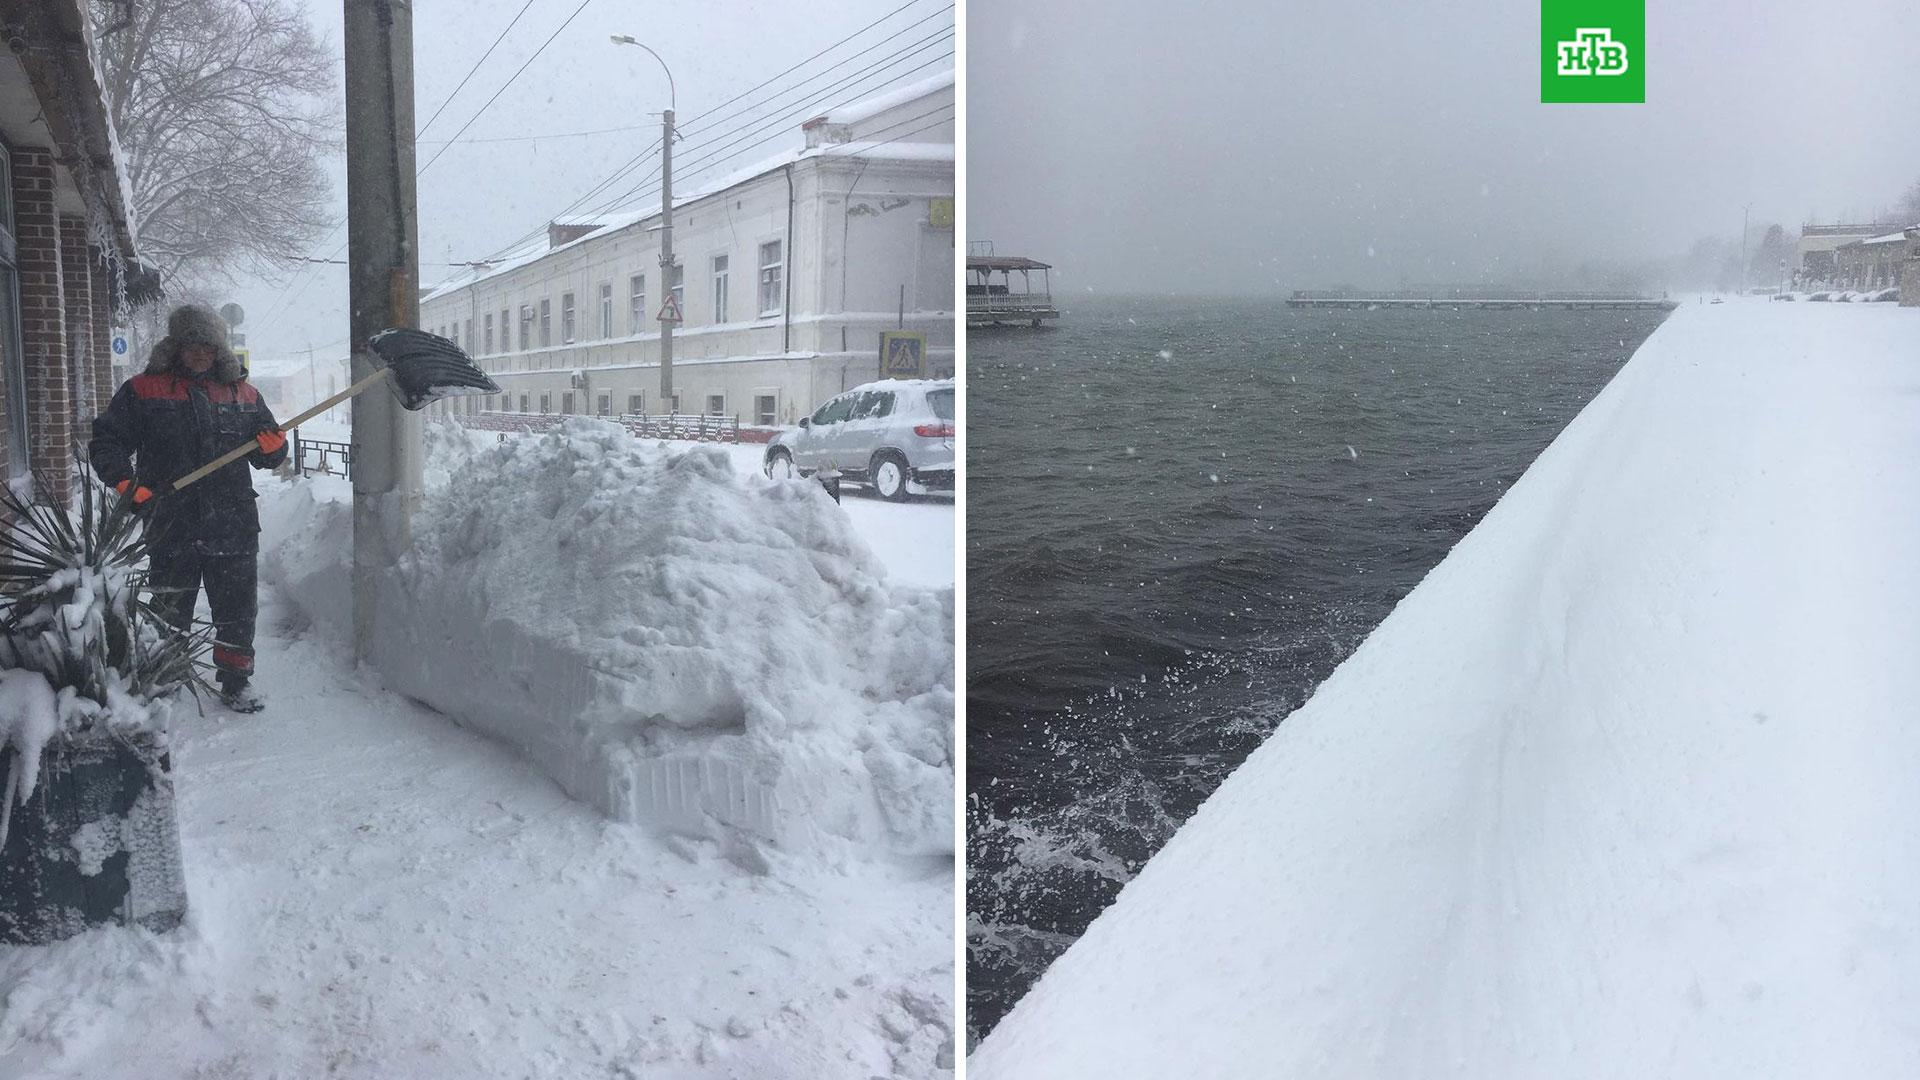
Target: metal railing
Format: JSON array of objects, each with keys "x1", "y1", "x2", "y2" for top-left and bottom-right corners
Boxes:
[
  {"x1": 457, "y1": 410, "x2": 742, "y2": 442},
  {"x1": 966, "y1": 292, "x2": 1057, "y2": 314},
  {"x1": 290, "y1": 433, "x2": 352, "y2": 480}
]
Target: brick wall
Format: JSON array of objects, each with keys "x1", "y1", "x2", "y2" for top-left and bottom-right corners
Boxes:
[
  {"x1": 12, "y1": 148, "x2": 69, "y2": 501},
  {"x1": 59, "y1": 216, "x2": 94, "y2": 449},
  {"x1": 89, "y1": 254, "x2": 114, "y2": 413}
]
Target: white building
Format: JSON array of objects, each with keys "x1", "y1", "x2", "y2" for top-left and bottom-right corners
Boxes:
[{"x1": 420, "y1": 72, "x2": 953, "y2": 429}]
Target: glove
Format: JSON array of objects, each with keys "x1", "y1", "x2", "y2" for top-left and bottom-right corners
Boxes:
[
  {"x1": 114, "y1": 478, "x2": 155, "y2": 505},
  {"x1": 256, "y1": 428, "x2": 287, "y2": 454}
]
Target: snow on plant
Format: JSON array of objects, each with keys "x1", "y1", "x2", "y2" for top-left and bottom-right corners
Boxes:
[{"x1": 0, "y1": 473, "x2": 208, "y2": 809}]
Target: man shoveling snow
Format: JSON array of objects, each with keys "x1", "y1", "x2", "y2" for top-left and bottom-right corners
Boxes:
[{"x1": 88, "y1": 304, "x2": 288, "y2": 713}]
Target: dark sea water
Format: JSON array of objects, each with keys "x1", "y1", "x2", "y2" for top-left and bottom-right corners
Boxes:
[{"x1": 965, "y1": 295, "x2": 1669, "y2": 1041}]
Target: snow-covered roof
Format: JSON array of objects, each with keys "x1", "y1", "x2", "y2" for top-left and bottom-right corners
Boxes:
[
  {"x1": 1858, "y1": 227, "x2": 1919, "y2": 245},
  {"x1": 423, "y1": 139, "x2": 953, "y2": 304},
  {"x1": 805, "y1": 69, "x2": 954, "y2": 128}
]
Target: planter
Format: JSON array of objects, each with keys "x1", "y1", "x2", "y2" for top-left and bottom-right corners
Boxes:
[{"x1": 0, "y1": 727, "x2": 187, "y2": 944}]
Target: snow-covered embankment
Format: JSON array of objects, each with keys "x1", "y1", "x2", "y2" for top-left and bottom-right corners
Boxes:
[
  {"x1": 973, "y1": 301, "x2": 1920, "y2": 1077},
  {"x1": 262, "y1": 420, "x2": 953, "y2": 861}
]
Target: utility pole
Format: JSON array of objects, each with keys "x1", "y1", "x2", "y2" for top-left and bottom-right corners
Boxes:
[
  {"x1": 610, "y1": 35, "x2": 676, "y2": 415},
  {"x1": 343, "y1": 0, "x2": 422, "y2": 663},
  {"x1": 659, "y1": 106, "x2": 675, "y2": 414}
]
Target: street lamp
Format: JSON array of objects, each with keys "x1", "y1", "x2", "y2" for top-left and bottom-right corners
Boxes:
[{"x1": 611, "y1": 34, "x2": 678, "y2": 415}]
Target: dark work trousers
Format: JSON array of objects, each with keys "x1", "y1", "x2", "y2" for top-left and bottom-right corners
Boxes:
[{"x1": 148, "y1": 546, "x2": 259, "y2": 687}]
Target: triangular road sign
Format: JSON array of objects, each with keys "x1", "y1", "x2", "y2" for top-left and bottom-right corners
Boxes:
[{"x1": 656, "y1": 293, "x2": 683, "y2": 324}]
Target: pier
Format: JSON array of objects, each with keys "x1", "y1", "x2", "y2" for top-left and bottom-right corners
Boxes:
[
  {"x1": 968, "y1": 243, "x2": 1061, "y2": 326},
  {"x1": 1286, "y1": 288, "x2": 1677, "y2": 310}
]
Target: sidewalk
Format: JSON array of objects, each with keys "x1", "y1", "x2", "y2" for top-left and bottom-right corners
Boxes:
[{"x1": 1, "y1": 440, "x2": 954, "y2": 1078}]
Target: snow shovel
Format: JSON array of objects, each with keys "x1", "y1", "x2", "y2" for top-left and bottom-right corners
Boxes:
[{"x1": 168, "y1": 328, "x2": 501, "y2": 492}]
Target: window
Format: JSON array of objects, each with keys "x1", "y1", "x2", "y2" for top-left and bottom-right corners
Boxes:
[
  {"x1": 758, "y1": 240, "x2": 783, "y2": 316},
  {"x1": 599, "y1": 283, "x2": 613, "y2": 338},
  {"x1": 539, "y1": 298, "x2": 552, "y2": 347},
  {"x1": 561, "y1": 292, "x2": 575, "y2": 344},
  {"x1": 519, "y1": 393, "x2": 529, "y2": 413},
  {"x1": 629, "y1": 274, "x2": 646, "y2": 332},
  {"x1": 706, "y1": 393, "x2": 725, "y2": 416},
  {"x1": 669, "y1": 393, "x2": 680, "y2": 414},
  {"x1": 852, "y1": 391, "x2": 895, "y2": 420},
  {"x1": 812, "y1": 394, "x2": 857, "y2": 426},
  {"x1": 711, "y1": 255, "x2": 729, "y2": 323},
  {"x1": 926, "y1": 387, "x2": 953, "y2": 420},
  {"x1": 539, "y1": 393, "x2": 551, "y2": 414},
  {"x1": 669, "y1": 264, "x2": 684, "y2": 310},
  {"x1": 519, "y1": 305, "x2": 533, "y2": 351},
  {"x1": 597, "y1": 393, "x2": 609, "y2": 416},
  {"x1": 561, "y1": 391, "x2": 574, "y2": 414},
  {"x1": 627, "y1": 393, "x2": 644, "y2": 415},
  {"x1": 483, "y1": 313, "x2": 493, "y2": 354},
  {"x1": 501, "y1": 308, "x2": 511, "y2": 351},
  {"x1": 464, "y1": 319, "x2": 473, "y2": 352},
  {"x1": 754, "y1": 394, "x2": 777, "y2": 426}
]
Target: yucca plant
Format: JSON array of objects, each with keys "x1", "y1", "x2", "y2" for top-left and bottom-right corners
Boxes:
[{"x1": 0, "y1": 470, "x2": 213, "y2": 721}]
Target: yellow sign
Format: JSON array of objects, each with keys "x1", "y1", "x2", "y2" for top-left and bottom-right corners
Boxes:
[
  {"x1": 879, "y1": 331, "x2": 926, "y2": 379},
  {"x1": 234, "y1": 347, "x2": 251, "y2": 375},
  {"x1": 928, "y1": 197, "x2": 954, "y2": 229}
]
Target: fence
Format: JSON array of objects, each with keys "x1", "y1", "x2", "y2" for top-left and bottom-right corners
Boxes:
[
  {"x1": 290, "y1": 433, "x2": 352, "y2": 480},
  {"x1": 457, "y1": 411, "x2": 744, "y2": 443}
]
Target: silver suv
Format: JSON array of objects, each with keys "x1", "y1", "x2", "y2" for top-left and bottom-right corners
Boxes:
[{"x1": 764, "y1": 378, "x2": 955, "y2": 500}]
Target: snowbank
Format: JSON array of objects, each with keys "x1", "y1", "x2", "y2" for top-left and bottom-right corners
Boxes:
[
  {"x1": 973, "y1": 301, "x2": 1920, "y2": 1076},
  {"x1": 261, "y1": 420, "x2": 952, "y2": 860}
]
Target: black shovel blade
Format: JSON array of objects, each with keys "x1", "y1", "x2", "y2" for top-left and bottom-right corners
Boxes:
[{"x1": 367, "y1": 327, "x2": 502, "y2": 410}]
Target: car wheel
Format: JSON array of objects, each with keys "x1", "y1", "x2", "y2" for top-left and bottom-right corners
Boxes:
[
  {"x1": 871, "y1": 450, "x2": 910, "y2": 502},
  {"x1": 765, "y1": 448, "x2": 795, "y2": 479}
]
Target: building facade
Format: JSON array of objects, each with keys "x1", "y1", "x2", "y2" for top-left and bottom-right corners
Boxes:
[
  {"x1": 1831, "y1": 227, "x2": 1919, "y2": 291},
  {"x1": 419, "y1": 72, "x2": 953, "y2": 430},
  {"x1": 0, "y1": 0, "x2": 155, "y2": 501},
  {"x1": 1796, "y1": 222, "x2": 1906, "y2": 282}
]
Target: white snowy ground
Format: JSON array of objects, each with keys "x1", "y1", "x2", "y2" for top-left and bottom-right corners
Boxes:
[
  {"x1": 0, "y1": 430, "x2": 955, "y2": 1079},
  {"x1": 973, "y1": 300, "x2": 1920, "y2": 1078}
]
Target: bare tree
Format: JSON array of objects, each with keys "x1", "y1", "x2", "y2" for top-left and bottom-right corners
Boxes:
[{"x1": 90, "y1": 0, "x2": 337, "y2": 291}]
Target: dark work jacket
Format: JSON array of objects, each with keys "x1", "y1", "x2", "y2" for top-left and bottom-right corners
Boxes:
[{"x1": 89, "y1": 372, "x2": 288, "y2": 555}]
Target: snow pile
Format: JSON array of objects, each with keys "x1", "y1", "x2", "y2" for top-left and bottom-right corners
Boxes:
[
  {"x1": 263, "y1": 419, "x2": 953, "y2": 860},
  {"x1": 973, "y1": 302, "x2": 1920, "y2": 1077},
  {"x1": 0, "y1": 669, "x2": 56, "y2": 808}
]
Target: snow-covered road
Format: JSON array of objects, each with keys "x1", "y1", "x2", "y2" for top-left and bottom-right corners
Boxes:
[
  {"x1": 0, "y1": 431, "x2": 955, "y2": 1078},
  {"x1": 973, "y1": 300, "x2": 1920, "y2": 1078}
]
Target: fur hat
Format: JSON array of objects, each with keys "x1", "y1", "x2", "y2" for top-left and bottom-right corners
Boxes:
[{"x1": 145, "y1": 304, "x2": 245, "y2": 383}]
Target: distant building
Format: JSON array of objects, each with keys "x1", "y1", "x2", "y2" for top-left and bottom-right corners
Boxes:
[
  {"x1": 1831, "y1": 226, "x2": 1920, "y2": 291},
  {"x1": 419, "y1": 72, "x2": 953, "y2": 429},
  {"x1": 1796, "y1": 222, "x2": 1906, "y2": 282},
  {"x1": 0, "y1": 0, "x2": 159, "y2": 500}
]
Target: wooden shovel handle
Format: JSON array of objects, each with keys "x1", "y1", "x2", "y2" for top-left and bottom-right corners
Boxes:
[{"x1": 170, "y1": 367, "x2": 391, "y2": 492}]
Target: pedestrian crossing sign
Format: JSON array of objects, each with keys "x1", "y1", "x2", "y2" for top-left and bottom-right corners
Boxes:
[
  {"x1": 879, "y1": 331, "x2": 926, "y2": 379},
  {"x1": 656, "y1": 294, "x2": 683, "y2": 324}
]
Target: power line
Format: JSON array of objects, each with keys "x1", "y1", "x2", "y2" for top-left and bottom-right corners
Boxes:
[
  {"x1": 518, "y1": 32, "x2": 953, "y2": 256},
  {"x1": 416, "y1": 0, "x2": 541, "y2": 139},
  {"x1": 468, "y1": 2, "x2": 951, "y2": 264},
  {"x1": 256, "y1": 0, "x2": 596, "y2": 330},
  {"x1": 415, "y1": 0, "x2": 598, "y2": 179}
]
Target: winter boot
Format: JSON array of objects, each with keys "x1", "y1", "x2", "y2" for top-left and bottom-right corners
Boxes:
[{"x1": 219, "y1": 677, "x2": 265, "y2": 714}]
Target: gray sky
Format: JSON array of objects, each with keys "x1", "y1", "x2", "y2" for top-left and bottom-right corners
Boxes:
[
  {"x1": 966, "y1": 0, "x2": 1920, "y2": 295},
  {"x1": 232, "y1": 0, "x2": 953, "y2": 373}
]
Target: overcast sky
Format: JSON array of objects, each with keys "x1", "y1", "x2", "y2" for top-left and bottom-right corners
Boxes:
[
  {"x1": 231, "y1": 0, "x2": 952, "y2": 373},
  {"x1": 966, "y1": 0, "x2": 1920, "y2": 295}
]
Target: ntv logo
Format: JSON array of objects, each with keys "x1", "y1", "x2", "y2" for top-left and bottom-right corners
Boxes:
[{"x1": 1556, "y1": 28, "x2": 1629, "y2": 76}]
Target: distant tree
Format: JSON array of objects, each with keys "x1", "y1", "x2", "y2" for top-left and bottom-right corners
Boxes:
[
  {"x1": 89, "y1": 0, "x2": 337, "y2": 291},
  {"x1": 1750, "y1": 223, "x2": 1793, "y2": 287},
  {"x1": 1895, "y1": 178, "x2": 1920, "y2": 224}
]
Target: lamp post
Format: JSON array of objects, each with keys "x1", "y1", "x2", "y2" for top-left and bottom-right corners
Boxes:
[{"x1": 611, "y1": 34, "x2": 677, "y2": 415}]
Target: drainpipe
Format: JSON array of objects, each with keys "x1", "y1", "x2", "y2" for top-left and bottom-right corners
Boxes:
[{"x1": 783, "y1": 164, "x2": 794, "y2": 356}]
